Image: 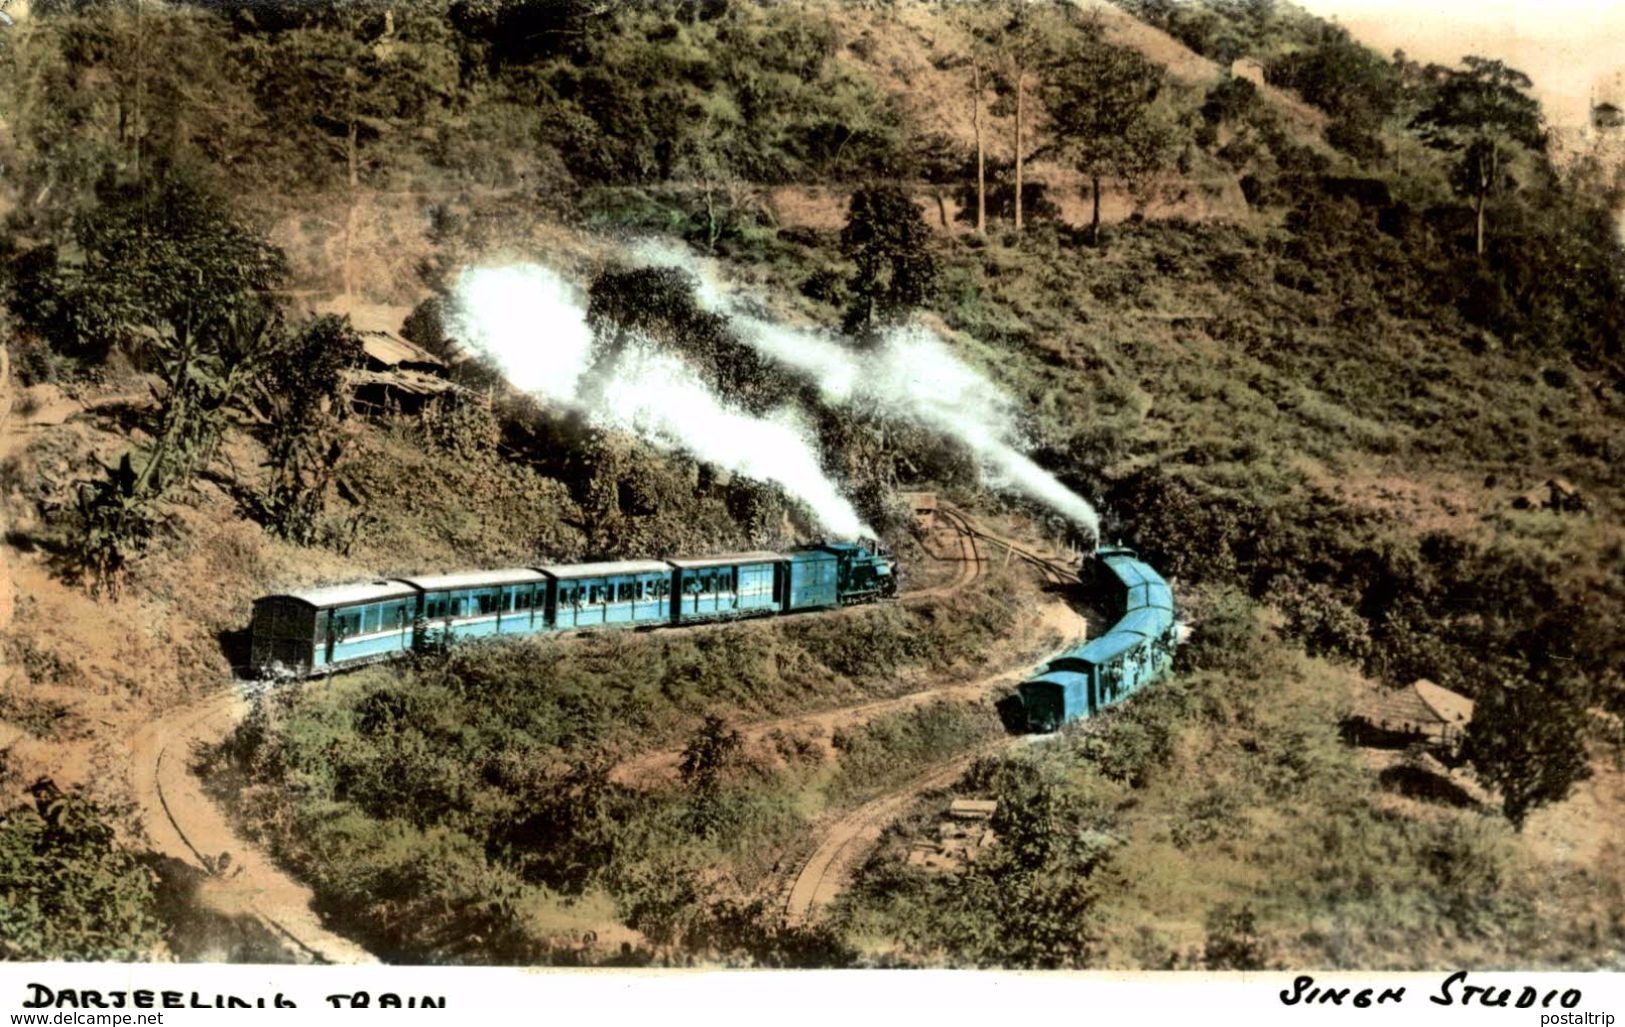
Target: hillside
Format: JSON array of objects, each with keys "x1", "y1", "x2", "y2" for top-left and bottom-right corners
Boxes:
[{"x1": 0, "y1": 0, "x2": 1622, "y2": 968}]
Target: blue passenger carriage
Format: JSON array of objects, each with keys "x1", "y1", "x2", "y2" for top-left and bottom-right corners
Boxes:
[
  {"x1": 403, "y1": 568, "x2": 549, "y2": 645},
  {"x1": 669, "y1": 552, "x2": 784, "y2": 624},
  {"x1": 783, "y1": 547, "x2": 840, "y2": 611},
  {"x1": 1018, "y1": 546, "x2": 1178, "y2": 733},
  {"x1": 250, "y1": 579, "x2": 420, "y2": 676},
  {"x1": 540, "y1": 560, "x2": 673, "y2": 630}
]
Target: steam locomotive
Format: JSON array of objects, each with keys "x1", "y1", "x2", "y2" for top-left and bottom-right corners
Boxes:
[{"x1": 250, "y1": 541, "x2": 896, "y2": 678}]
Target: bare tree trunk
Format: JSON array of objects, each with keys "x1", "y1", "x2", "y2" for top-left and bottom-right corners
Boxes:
[
  {"x1": 974, "y1": 62, "x2": 986, "y2": 236},
  {"x1": 1475, "y1": 191, "x2": 1486, "y2": 257},
  {"x1": 1014, "y1": 71, "x2": 1024, "y2": 233},
  {"x1": 345, "y1": 119, "x2": 358, "y2": 303},
  {"x1": 1090, "y1": 175, "x2": 1102, "y2": 246},
  {"x1": 131, "y1": 0, "x2": 144, "y2": 188}
]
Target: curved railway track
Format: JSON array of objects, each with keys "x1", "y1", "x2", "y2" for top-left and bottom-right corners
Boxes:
[
  {"x1": 933, "y1": 503, "x2": 1082, "y2": 588},
  {"x1": 781, "y1": 740, "x2": 1013, "y2": 927},
  {"x1": 778, "y1": 505, "x2": 1087, "y2": 927},
  {"x1": 131, "y1": 691, "x2": 379, "y2": 965},
  {"x1": 131, "y1": 502, "x2": 1066, "y2": 962}
]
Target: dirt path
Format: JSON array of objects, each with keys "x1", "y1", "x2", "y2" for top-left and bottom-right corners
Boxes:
[
  {"x1": 610, "y1": 683, "x2": 994, "y2": 787},
  {"x1": 779, "y1": 601, "x2": 1088, "y2": 927},
  {"x1": 129, "y1": 688, "x2": 379, "y2": 965}
]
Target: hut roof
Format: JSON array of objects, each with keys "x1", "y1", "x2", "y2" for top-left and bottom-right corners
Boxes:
[
  {"x1": 1414, "y1": 679, "x2": 1474, "y2": 725},
  {"x1": 358, "y1": 330, "x2": 446, "y2": 372},
  {"x1": 1357, "y1": 684, "x2": 1439, "y2": 728},
  {"x1": 1356, "y1": 679, "x2": 1474, "y2": 729}
]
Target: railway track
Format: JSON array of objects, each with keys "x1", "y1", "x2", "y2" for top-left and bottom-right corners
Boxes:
[
  {"x1": 128, "y1": 501, "x2": 1060, "y2": 962},
  {"x1": 903, "y1": 506, "x2": 983, "y2": 599},
  {"x1": 131, "y1": 690, "x2": 379, "y2": 965},
  {"x1": 781, "y1": 740, "x2": 1013, "y2": 928},
  {"x1": 933, "y1": 502, "x2": 1082, "y2": 588}
]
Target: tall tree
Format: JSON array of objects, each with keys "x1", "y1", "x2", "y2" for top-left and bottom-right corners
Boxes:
[
  {"x1": 254, "y1": 315, "x2": 364, "y2": 544},
  {"x1": 995, "y1": 5, "x2": 1046, "y2": 234},
  {"x1": 1411, "y1": 56, "x2": 1544, "y2": 256},
  {"x1": 960, "y1": 1, "x2": 1054, "y2": 236},
  {"x1": 1463, "y1": 680, "x2": 1592, "y2": 832},
  {"x1": 1044, "y1": 34, "x2": 1173, "y2": 245},
  {"x1": 2, "y1": 2, "x2": 259, "y2": 232},
  {"x1": 34, "y1": 171, "x2": 288, "y2": 591},
  {"x1": 839, "y1": 185, "x2": 936, "y2": 336},
  {"x1": 974, "y1": 58, "x2": 988, "y2": 235}
]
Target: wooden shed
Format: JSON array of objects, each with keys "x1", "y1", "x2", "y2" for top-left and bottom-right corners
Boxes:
[{"x1": 1347, "y1": 679, "x2": 1475, "y2": 754}]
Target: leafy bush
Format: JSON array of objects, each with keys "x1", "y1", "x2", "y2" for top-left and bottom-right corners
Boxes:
[{"x1": 0, "y1": 782, "x2": 162, "y2": 961}]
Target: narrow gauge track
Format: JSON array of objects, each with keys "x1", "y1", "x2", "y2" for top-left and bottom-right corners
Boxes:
[
  {"x1": 778, "y1": 508, "x2": 1088, "y2": 928},
  {"x1": 781, "y1": 740, "x2": 1013, "y2": 928},
  {"x1": 906, "y1": 506, "x2": 985, "y2": 599},
  {"x1": 18, "y1": 374, "x2": 1089, "y2": 955},
  {"x1": 131, "y1": 693, "x2": 380, "y2": 964},
  {"x1": 135, "y1": 505, "x2": 1032, "y2": 964},
  {"x1": 933, "y1": 503, "x2": 1081, "y2": 588}
]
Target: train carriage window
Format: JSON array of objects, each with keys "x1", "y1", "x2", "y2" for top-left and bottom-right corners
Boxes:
[
  {"x1": 617, "y1": 582, "x2": 633, "y2": 602},
  {"x1": 719, "y1": 569, "x2": 734, "y2": 592},
  {"x1": 589, "y1": 585, "x2": 602, "y2": 604},
  {"x1": 451, "y1": 597, "x2": 465, "y2": 617},
  {"x1": 331, "y1": 609, "x2": 362, "y2": 641},
  {"x1": 476, "y1": 590, "x2": 496, "y2": 616}
]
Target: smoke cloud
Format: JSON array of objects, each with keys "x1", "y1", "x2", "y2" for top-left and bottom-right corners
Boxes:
[
  {"x1": 446, "y1": 263, "x2": 871, "y2": 538},
  {"x1": 632, "y1": 242, "x2": 1102, "y2": 538}
]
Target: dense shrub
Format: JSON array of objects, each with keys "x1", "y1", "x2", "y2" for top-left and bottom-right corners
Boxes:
[{"x1": 0, "y1": 783, "x2": 162, "y2": 961}]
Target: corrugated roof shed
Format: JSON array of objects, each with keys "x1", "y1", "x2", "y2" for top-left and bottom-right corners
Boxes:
[{"x1": 359, "y1": 330, "x2": 446, "y2": 371}]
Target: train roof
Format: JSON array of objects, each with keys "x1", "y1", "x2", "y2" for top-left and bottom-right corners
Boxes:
[
  {"x1": 1021, "y1": 669, "x2": 1090, "y2": 692},
  {"x1": 1102, "y1": 551, "x2": 1166, "y2": 588},
  {"x1": 259, "y1": 579, "x2": 419, "y2": 610},
  {"x1": 1126, "y1": 581, "x2": 1176, "y2": 613},
  {"x1": 537, "y1": 560, "x2": 673, "y2": 578},
  {"x1": 398, "y1": 567, "x2": 549, "y2": 591},
  {"x1": 1116, "y1": 606, "x2": 1176, "y2": 637},
  {"x1": 1057, "y1": 630, "x2": 1148, "y2": 667},
  {"x1": 809, "y1": 541, "x2": 872, "y2": 555},
  {"x1": 667, "y1": 551, "x2": 785, "y2": 569}
]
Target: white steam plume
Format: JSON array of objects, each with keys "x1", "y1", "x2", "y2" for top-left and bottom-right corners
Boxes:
[
  {"x1": 632, "y1": 241, "x2": 1102, "y2": 538},
  {"x1": 446, "y1": 263, "x2": 871, "y2": 538}
]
